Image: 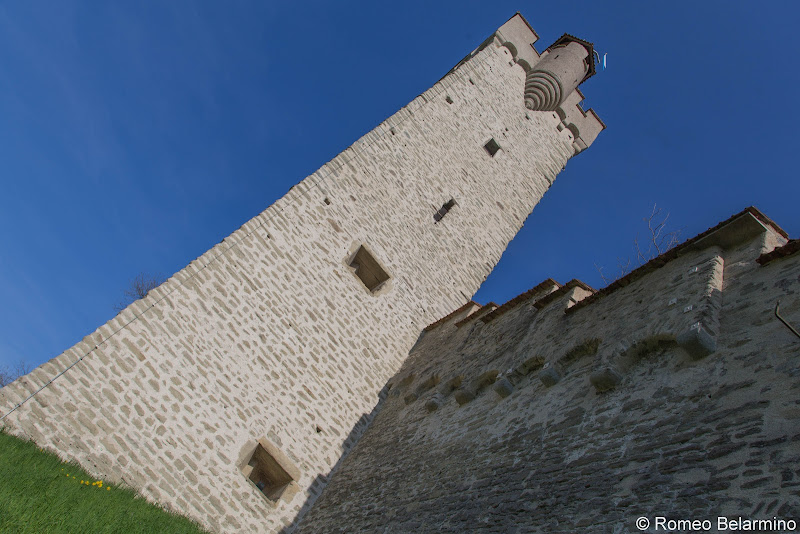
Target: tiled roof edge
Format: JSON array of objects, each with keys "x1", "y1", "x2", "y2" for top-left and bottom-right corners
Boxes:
[
  {"x1": 534, "y1": 279, "x2": 595, "y2": 310},
  {"x1": 480, "y1": 279, "x2": 561, "y2": 324},
  {"x1": 757, "y1": 239, "x2": 800, "y2": 265},
  {"x1": 568, "y1": 206, "x2": 787, "y2": 315},
  {"x1": 423, "y1": 301, "x2": 480, "y2": 332},
  {"x1": 455, "y1": 303, "x2": 499, "y2": 328}
]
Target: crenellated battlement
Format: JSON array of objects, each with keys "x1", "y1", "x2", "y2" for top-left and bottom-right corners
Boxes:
[
  {"x1": 491, "y1": 14, "x2": 605, "y2": 154},
  {"x1": 555, "y1": 88, "x2": 606, "y2": 153},
  {"x1": 390, "y1": 207, "x2": 790, "y2": 410}
]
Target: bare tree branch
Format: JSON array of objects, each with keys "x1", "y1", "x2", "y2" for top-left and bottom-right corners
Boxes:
[
  {"x1": 638, "y1": 204, "x2": 682, "y2": 260},
  {"x1": 595, "y1": 204, "x2": 683, "y2": 286},
  {"x1": 0, "y1": 360, "x2": 32, "y2": 388},
  {"x1": 594, "y1": 262, "x2": 612, "y2": 286},
  {"x1": 115, "y1": 273, "x2": 165, "y2": 312}
]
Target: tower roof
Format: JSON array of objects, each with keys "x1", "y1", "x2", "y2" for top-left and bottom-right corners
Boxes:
[{"x1": 547, "y1": 33, "x2": 597, "y2": 82}]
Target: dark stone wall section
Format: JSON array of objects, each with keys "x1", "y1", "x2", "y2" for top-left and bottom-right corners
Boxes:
[{"x1": 297, "y1": 228, "x2": 800, "y2": 533}]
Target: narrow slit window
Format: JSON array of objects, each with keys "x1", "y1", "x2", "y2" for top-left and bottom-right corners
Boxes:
[
  {"x1": 433, "y1": 198, "x2": 457, "y2": 223},
  {"x1": 484, "y1": 138, "x2": 501, "y2": 157},
  {"x1": 349, "y1": 246, "x2": 390, "y2": 292}
]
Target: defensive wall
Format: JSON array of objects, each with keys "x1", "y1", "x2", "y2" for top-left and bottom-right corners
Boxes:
[
  {"x1": 0, "y1": 14, "x2": 605, "y2": 533},
  {"x1": 297, "y1": 208, "x2": 800, "y2": 533}
]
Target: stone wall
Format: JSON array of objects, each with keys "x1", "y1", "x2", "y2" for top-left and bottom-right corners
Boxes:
[
  {"x1": 296, "y1": 210, "x2": 800, "y2": 533},
  {"x1": 0, "y1": 15, "x2": 602, "y2": 534}
]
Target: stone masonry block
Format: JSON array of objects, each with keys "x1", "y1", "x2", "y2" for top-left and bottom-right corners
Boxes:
[
  {"x1": 676, "y1": 324, "x2": 716, "y2": 359},
  {"x1": 539, "y1": 364, "x2": 562, "y2": 387},
  {"x1": 493, "y1": 377, "x2": 515, "y2": 398},
  {"x1": 425, "y1": 393, "x2": 445, "y2": 413},
  {"x1": 589, "y1": 368, "x2": 622, "y2": 393},
  {"x1": 454, "y1": 389, "x2": 476, "y2": 406}
]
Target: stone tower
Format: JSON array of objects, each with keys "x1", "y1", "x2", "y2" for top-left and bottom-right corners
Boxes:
[{"x1": 0, "y1": 14, "x2": 604, "y2": 533}]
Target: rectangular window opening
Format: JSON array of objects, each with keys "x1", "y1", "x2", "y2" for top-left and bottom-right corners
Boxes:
[
  {"x1": 484, "y1": 138, "x2": 501, "y2": 157},
  {"x1": 244, "y1": 443, "x2": 295, "y2": 501},
  {"x1": 350, "y1": 246, "x2": 390, "y2": 292}
]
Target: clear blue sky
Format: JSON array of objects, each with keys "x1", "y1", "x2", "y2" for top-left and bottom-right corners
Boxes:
[{"x1": 1, "y1": 1, "x2": 798, "y2": 372}]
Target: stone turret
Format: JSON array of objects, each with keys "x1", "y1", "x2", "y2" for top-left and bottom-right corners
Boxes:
[{"x1": 524, "y1": 35, "x2": 595, "y2": 112}]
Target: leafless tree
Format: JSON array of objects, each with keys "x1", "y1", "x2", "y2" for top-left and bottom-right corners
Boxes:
[
  {"x1": 595, "y1": 257, "x2": 632, "y2": 286},
  {"x1": 0, "y1": 360, "x2": 32, "y2": 388},
  {"x1": 114, "y1": 273, "x2": 165, "y2": 312},
  {"x1": 596, "y1": 204, "x2": 682, "y2": 285},
  {"x1": 633, "y1": 204, "x2": 682, "y2": 264}
]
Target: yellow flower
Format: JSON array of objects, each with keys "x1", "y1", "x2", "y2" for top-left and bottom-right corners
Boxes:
[{"x1": 106, "y1": 487, "x2": 111, "y2": 491}]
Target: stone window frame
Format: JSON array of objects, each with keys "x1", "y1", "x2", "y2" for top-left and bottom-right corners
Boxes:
[
  {"x1": 433, "y1": 198, "x2": 457, "y2": 223},
  {"x1": 345, "y1": 243, "x2": 392, "y2": 295},
  {"x1": 239, "y1": 437, "x2": 301, "y2": 505}
]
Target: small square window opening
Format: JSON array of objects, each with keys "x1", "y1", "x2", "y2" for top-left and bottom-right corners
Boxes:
[
  {"x1": 484, "y1": 138, "x2": 501, "y2": 157},
  {"x1": 349, "y1": 246, "x2": 390, "y2": 292},
  {"x1": 244, "y1": 442, "x2": 295, "y2": 501}
]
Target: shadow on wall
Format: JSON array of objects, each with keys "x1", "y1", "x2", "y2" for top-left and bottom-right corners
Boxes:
[{"x1": 278, "y1": 384, "x2": 392, "y2": 534}]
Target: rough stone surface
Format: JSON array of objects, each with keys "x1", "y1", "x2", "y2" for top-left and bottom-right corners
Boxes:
[
  {"x1": 0, "y1": 14, "x2": 604, "y2": 534},
  {"x1": 297, "y1": 220, "x2": 800, "y2": 533}
]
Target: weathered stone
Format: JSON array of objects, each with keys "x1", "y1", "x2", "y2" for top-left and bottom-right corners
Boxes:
[
  {"x1": 538, "y1": 365, "x2": 562, "y2": 387},
  {"x1": 677, "y1": 325, "x2": 717, "y2": 359},
  {"x1": 589, "y1": 368, "x2": 622, "y2": 392},
  {"x1": 0, "y1": 15, "x2": 601, "y2": 533},
  {"x1": 454, "y1": 389, "x2": 476, "y2": 406},
  {"x1": 424, "y1": 393, "x2": 445, "y2": 413},
  {"x1": 493, "y1": 378, "x2": 514, "y2": 398}
]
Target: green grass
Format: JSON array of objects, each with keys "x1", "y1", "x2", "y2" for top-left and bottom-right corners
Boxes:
[{"x1": 0, "y1": 430, "x2": 210, "y2": 534}]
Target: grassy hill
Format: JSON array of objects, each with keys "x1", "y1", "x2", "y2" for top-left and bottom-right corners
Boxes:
[{"x1": 0, "y1": 430, "x2": 210, "y2": 534}]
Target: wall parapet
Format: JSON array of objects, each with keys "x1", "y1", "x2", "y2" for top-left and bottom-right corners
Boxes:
[
  {"x1": 494, "y1": 13, "x2": 540, "y2": 72},
  {"x1": 479, "y1": 278, "x2": 560, "y2": 324},
  {"x1": 454, "y1": 303, "x2": 498, "y2": 327},
  {"x1": 423, "y1": 301, "x2": 481, "y2": 332},
  {"x1": 399, "y1": 207, "x2": 793, "y2": 423},
  {"x1": 533, "y1": 279, "x2": 595, "y2": 310},
  {"x1": 555, "y1": 89, "x2": 606, "y2": 154},
  {"x1": 568, "y1": 206, "x2": 787, "y2": 315}
]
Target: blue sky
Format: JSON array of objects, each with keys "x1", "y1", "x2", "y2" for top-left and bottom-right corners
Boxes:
[{"x1": 1, "y1": 1, "x2": 798, "y2": 371}]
